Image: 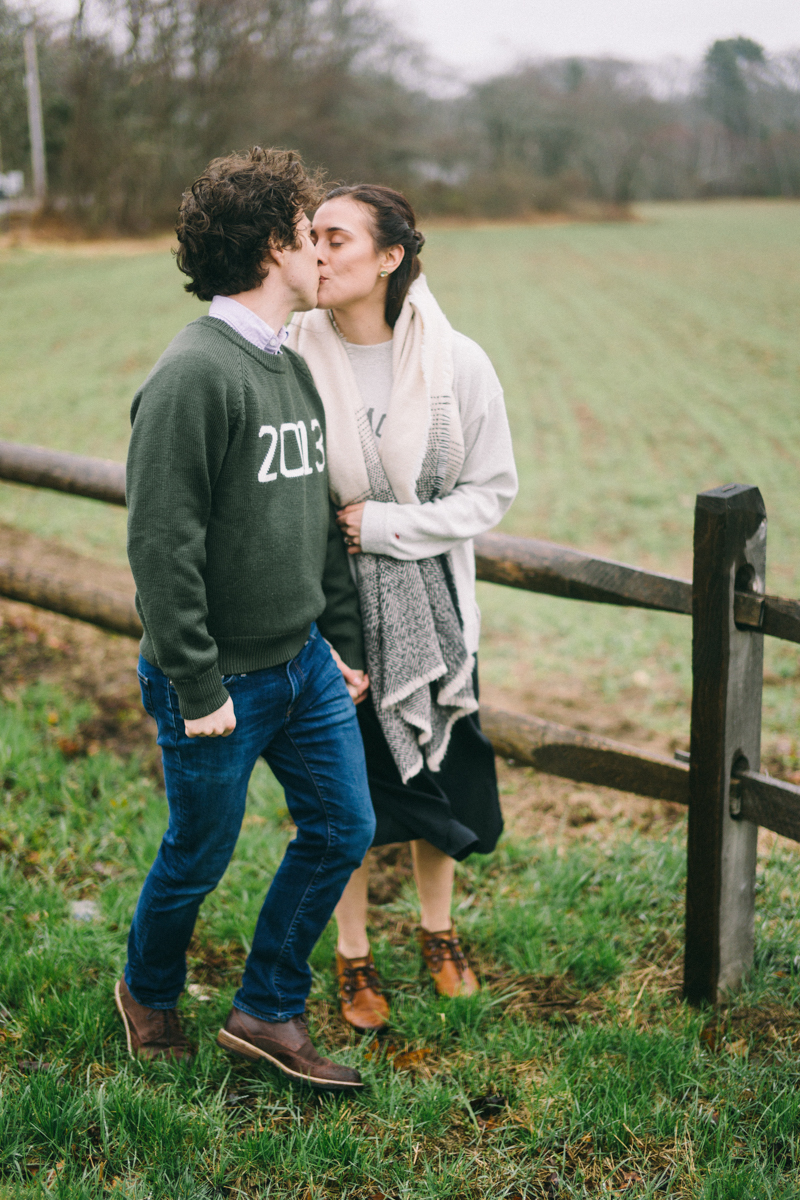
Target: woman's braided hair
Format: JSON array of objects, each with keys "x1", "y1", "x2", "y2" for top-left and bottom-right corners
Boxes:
[{"x1": 322, "y1": 184, "x2": 425, "y2": 328}]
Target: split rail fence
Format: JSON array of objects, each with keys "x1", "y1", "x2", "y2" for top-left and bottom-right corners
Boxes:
[{"x1": 2, "y1": 439, "x2": 800, "y2": 1005}]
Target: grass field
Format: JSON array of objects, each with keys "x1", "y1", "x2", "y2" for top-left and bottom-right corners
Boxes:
[
  {"x1": 3, "y1": 202, "x2": 800, "y2": 570},
  {"x1": 2, "y1": 201, "x2": 800, "y2": 1196},
  {"x1": 3, "y1": 682, "x2": 800, "y2": 1198},
  {"x1": 2, "y1": 201, "x2": 799, "y2": 744}
]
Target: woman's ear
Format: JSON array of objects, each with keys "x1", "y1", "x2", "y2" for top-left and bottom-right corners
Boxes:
[{"x1": 381, "y1": 244, "x2": 405, "y2": 275}]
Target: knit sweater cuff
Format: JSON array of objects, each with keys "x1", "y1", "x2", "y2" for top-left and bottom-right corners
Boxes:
[
  {"x1": 172, "y1": 666, "x2": 230, "y2": 721},
  {"x1": 360, "y1": 500, "x2": 392, "y2": 555},
  {"x1": 334, "y1": 635, "x2": 366, "y2": 674}
]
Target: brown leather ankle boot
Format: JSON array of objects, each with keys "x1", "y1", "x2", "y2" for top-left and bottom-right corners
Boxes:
[
  {"x1": 417, "y1": 924, "x2": 479, "y2": 997},
  {"x1": 335, "y1": 949, "x2": 390, "y2": 1033},
  {"x1": 115, "y1": 978, "x2": 193, "y2": 1062}
]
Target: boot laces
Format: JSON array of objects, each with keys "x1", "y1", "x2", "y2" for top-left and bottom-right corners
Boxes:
[
  {"x1": 425, "y1": 932, "x2": 468, "y2": 974},
  {"x1": 341, "y1": 962, "x2": 383, "y2": 996}
]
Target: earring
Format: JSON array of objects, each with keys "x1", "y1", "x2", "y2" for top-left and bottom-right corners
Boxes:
[{"x1": 379, "y1": 270, "x2": 388, "y2": 278}]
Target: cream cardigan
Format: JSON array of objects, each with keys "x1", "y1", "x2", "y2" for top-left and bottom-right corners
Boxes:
[{"x1": 358, "y1": 330, "x2": 518, "y2": 655}]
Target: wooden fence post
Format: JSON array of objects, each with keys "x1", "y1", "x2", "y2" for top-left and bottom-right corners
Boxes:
[{"x1": 684, "y1": 484, "x2": 766, "y2": 1005}]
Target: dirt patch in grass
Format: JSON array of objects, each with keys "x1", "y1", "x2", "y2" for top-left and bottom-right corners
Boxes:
[
  {"x1": 479, "y1": 662, "x2": 686, "y2": 755},
  {"x1": 0, "y1": 602, "x2": 155, "y2": 775},
  {"x1": 489, "y1": 972, "x2": 605, "y2": 1025},
  {"x1": 0, "y1": 525, "x2": 152, "y2": 763},
  {"x1": 494, "y1": 758, "x2": 688, "y2": 845},
  {"x1": 0, "y1": 608, "x2": 687, "y2": 847},
  {"x1": 0, "y1": 218, "x2": 177, "y2": 255},
  {"x1": 700, "y1": 1002, "x2": 800, "y2": 1057},
  {"x1": 187, "y1": 932, "x2": 247, "y2": 988},
  {"x1": 366, "y1": 844, "x2": 414, "y2": 904}
]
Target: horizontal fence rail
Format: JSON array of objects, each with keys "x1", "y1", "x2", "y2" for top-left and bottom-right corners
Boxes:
[
  {"x1": 0, "y1": 440, "x2": 126, "y2": 506},
  {"x1": 474, "y1": 531, "x2": 693, "y2": 614},
  {"x1": 0, "y1": 559, "x2": 141, "y2": 638},
  {"x1": 475, "y1": 531, "x2": 800, "y2": 644},
  {"x1": 731, "y1": 590, "x2": 800, "y2": 643},
  {"x1": 481, "y1": 705, "x2": 689, "y2": 804},
  {"x1": 731, "y1": 770, "x2": 800, "y2": 843},
  {"x1": 3, "y1": 442, "x2": 798, "y2": 643}
]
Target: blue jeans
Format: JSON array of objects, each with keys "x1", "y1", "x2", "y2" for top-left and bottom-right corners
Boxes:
[{"x1": 126, "y1": 626, "x2": 375, "y2": 1022}]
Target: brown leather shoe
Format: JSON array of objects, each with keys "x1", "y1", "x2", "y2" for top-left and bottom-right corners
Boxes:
[
  {"x1": 417, "y1": 924, "x2": 480, "y2": 997},
  {"x1": 114, "y1": 977, "x2": 193, "y2": 1062},
  {"x1": 335, "y1": 949, "x2": 390, "y2": 1033},
  {"x1": 217, "y1": 1008, "x2": 363, "y2": 1091}
]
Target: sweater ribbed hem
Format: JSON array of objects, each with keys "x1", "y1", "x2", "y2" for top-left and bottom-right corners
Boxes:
[
  {"x1": 215, "y1": 627, "x2": 311, "y2": 674},
  {"x1": 139, "y1": 625, "x2": 312, "y2": 720}
]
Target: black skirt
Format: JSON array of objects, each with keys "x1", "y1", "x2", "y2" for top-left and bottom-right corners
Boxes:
[{"x1": 356, "y1": 666, "x2": 503, "y2": 862}]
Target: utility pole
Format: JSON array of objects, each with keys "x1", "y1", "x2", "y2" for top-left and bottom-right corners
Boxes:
[{"x1": 23, "y1": 24, "x2": 47, "y2": 207}]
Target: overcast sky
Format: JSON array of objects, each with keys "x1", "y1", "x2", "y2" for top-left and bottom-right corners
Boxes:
[
  {"x1": 379, "y1": 0, "x2": 800, "y2": 79},
  {"x1": 17, "y1": 0, "x2": 800, "y2": 82}
]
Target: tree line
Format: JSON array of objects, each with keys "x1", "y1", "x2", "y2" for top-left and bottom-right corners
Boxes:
[{"x1": 1, "y1": 0, "x2": 799, "y2": 233}]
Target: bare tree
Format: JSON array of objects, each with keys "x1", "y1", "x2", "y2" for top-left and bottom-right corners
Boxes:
[{"x1": 1, "y1": 3, "x2": 798, "y2": 232}]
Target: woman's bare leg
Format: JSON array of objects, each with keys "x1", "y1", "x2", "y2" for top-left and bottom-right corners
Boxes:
[
  {"x1": 336, "y1": 841, "x2": 456, "y2": 955},
  {"x1": 411, "y1": 839, "x2": 455, "y2": 931},
  {"x1": 334, "y1": 859, "x2": 371, "y2": 958}
]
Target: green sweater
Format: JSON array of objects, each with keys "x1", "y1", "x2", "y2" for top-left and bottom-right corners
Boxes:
[{"x1": 126, "y1": 316, "x2": 364, "y2": 720}]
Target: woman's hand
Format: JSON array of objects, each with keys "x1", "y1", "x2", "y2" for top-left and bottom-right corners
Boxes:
[
  {"x1": 327, "y1": 643, "x2": 370, "y2": 705},
  {"x1": 336, "y1": 502, "x2": 366, "y2": 555}
]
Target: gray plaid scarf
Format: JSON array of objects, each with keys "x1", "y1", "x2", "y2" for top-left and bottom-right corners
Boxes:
[{"x1": 289, "y1": 278, "x2": 478, "y2": 783}]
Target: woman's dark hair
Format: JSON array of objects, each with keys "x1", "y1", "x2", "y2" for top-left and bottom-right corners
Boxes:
[
  {"x1": 322, "y1": 184, "x2": 425, "y2": 328},
  {"x1": 175, "y1": 147, "x2": 324, "y2": 301}
]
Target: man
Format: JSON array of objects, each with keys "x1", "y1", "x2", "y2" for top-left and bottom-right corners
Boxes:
[{"x1": 116, "y1": 147, "x2": 374, "y2": 1091}]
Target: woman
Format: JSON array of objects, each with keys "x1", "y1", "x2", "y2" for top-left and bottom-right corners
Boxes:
[{"x1": 288, "y1": 185, "x2": 517, "y2": 1033}]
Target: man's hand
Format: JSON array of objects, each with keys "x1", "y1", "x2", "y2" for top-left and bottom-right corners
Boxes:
[
  {"x1": 336, "y1": 502, "x2": 366, "y2": 555},
  {"x1": 328, "y1": 644, "x2": 370, "y2": 705},
  {"x1": 184, "y1": 696, "x2": 237, "y2": 738}
]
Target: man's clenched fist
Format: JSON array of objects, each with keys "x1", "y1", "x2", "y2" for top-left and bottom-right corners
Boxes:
[{"x1": 184, "y1": 696, "x2": 237, "y2": 738}]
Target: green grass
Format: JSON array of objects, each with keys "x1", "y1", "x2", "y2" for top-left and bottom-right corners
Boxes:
[
  {"x1": 2, "y1": 684, "x2": 800, "y2": 1198},
  {"x1": 4, "y1": 203, "x2": 800, "y2": 577},
  {"x1": 0, "y1": 245, "x2": 195, "y2": 562},
  {"x1": 1, "y1": 202, "x2": 799, "y2": 749},
  {"x1": 435, "y1": 199, "x2": 800, "y2": 746}
]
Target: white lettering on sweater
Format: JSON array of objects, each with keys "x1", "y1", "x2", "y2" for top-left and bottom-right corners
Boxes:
[
  {"x1": 279, "y1": 423, "x2": 306, "y2": 478},
  {"x1": 257, "y1": 425, "x2": 278, "y2": 482},
  {"x1": 297, "y1": 422, "x2": 314, "y2": 475},
  {"x1": 310, "y1": 419, "x2": 325, "y2": 472},
  {"x1": 257, "y1": 420, "x2": 324, "y2": 483}
]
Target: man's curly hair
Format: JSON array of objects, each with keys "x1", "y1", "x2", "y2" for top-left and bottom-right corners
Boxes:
[{"x1": 175, "y1": 147, "x2": 324, "y2": 301}]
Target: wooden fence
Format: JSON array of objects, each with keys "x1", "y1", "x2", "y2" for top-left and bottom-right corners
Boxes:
[{"x1": 2, "y1": 439, "x2": 800, "y2": 1005}]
